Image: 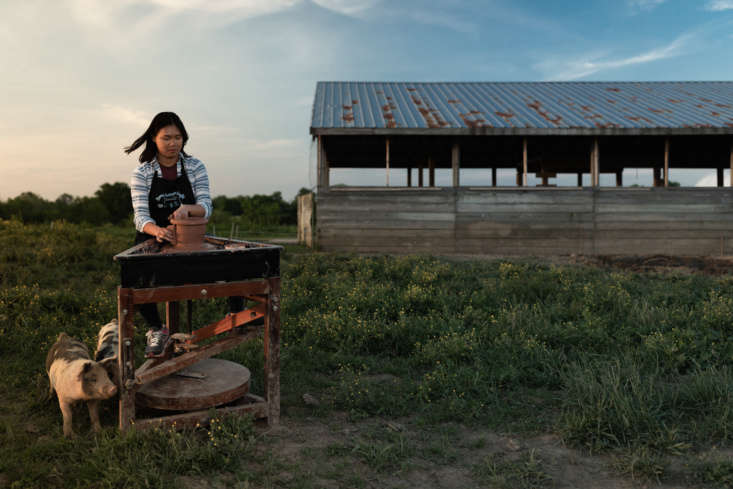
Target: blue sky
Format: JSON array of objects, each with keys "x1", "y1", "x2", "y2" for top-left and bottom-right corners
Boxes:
[{"x1": 2, "y1": 0, "x2": 733, "y2": 201}]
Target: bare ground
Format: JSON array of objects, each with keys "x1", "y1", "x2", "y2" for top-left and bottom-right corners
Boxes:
[{"x1": 218, "y1": 414, "x2": 702, "y2": 489}]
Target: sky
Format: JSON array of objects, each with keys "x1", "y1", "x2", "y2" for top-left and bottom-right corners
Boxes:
[{"x1": 3, "y1": 0, "x2": 733, "y2": 201}]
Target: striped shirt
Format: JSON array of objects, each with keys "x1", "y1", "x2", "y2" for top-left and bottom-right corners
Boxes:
[{"x1": 130, "y1": 154, "x2": 213, "y2": 232}]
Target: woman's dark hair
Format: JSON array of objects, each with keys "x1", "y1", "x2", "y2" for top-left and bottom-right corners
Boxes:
[{"x1": 124, "y1": 112, "x2": 190, "y2": 163}]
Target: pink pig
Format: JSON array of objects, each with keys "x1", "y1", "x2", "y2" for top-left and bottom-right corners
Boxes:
[{"x1": 46, "y1": 333, "x2": 118, "y2": 437}]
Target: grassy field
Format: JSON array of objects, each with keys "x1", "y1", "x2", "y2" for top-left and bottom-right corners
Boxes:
[{"x1": 1, "y1": 219, "x2": 733, "y2": 488}]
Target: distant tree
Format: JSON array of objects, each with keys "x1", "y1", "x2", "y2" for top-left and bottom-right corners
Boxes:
[
  {"x1": 295, "y1": 187, "x2": 313, "y2": 198},
  {"x1": 55, "y1": 193, "x2": 75, "y2": 221},
  {"x1": 95, "y1": 182, "x2": 132, "y2": 223},
  {"x1": 1, "y1": 192, "x2": 57, "y2": 222},
  {"x1": 0, "y1": 186, "x2": 301, "y2": 228},
  {"x1": 213, "y1": 195, "x2": 243, "y2": 215},
  {"x1": 70, "y1": 196, "x2": 110, "y2": 225},
  {"x1": 56, "y1": 193, "x2": 74, "y2": 205}
]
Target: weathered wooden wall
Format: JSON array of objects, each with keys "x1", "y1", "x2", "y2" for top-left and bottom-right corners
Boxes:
[
  {"x1": 297, "y1": 193, "x2": 314, "y2": 248},
  {"x1": 316, "y1": 188, "x2": 733, "y2": 255}
]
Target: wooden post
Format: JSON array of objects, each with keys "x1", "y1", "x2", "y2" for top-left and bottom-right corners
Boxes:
[
  {"x1": 653, "y1": 167, "x2": 661, "y2": 187},
  {"x1": 729, "y1": 141, "x2": 733, "y2": 187},
  {"x1": 118, "y1": 287, "x2": 136, "y2": 432},
  {"x1": 664, "y1": 137, "x2": 670, "y2": 187},
  {"x1": 577, "y1": 172, "x2": 583, "y2": 187},
  {"x1": 452, "y1": 142, "x2": 460, "y2": 187},
  {"x1": 428, "y1": 157, "x2": 435, "y2": 187},
  {"x1": 592, "y1": 138, "x2": 599, "y2": 187},
  {"x1": 516, "y1": 168, "x2": 522, "y2": 186},
  {"x1": 385, "y1": 137, "x2": 390, "y2": 187},
  {"x1": 616, "y1": 170, "x2": 623, "y2": 187},
  {"x1": 317, "y1": 136, "x2": 329, "y2": 190},
  {"x1": 407, "y1": 167, "x2": 412, "y2": 187},
  {"x1": 522, "y1": 138, "x2": 528, "y2": 187},
  {"x1": 297, "y1": 193, "x2": 314, "y2": 248},
  {"x1": 718, "y1": 167, "x2": 724, "y2": 187},
  {"x1": 491, "y1": 167, "x2": 497, "y2": 187},
  {"x1": 264, "y1": 277, "x2": 281, "y2": 425},
  {"x1": 418, "y1": 162, "x2": 424, "y2": 187}
]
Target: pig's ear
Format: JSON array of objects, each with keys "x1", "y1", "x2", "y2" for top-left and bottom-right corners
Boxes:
[
  {"x1": 100, "y1": 357, "x2": 117, "y2": 373},
  {"x1": 78, "y1": 361, "x2": 93, "y2": 380},
  {"x1": 100, "y1": 357, "x2": 119, "y2": 386}
]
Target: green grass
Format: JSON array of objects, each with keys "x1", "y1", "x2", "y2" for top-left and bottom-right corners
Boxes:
[
  {"x1": 695, "y1": 458, "x2": 733, "y2": 488},
  {"x1": 206, "y1": 217, "x2": 296, "y2": 240},
  {"x1": 3, "y1": 219, "x2": 733, "y2": 487},
  {"x1": 472, "y1": 450, "x2": 553, "y2": 489}
]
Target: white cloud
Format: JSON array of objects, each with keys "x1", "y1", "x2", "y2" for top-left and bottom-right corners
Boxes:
[
  {"x1": 247, "y1": 138, "x2": 301, "y2": 152},
  {"x1": 100, "y1": 104, "x2": 151, "y2": 127},
  {"x1": 148, "y1": 0, "x2": 297, "y2": 12},
  {"x1": 407, "y1": 9, "x2": 477, "y2": 34},
  {"x1": 535, "y1": 33, "x2": 691, "y2": 80},
  {"x1": 311, "y1": 0, "x2": 381, "y2": 17},
  {"x1": 66, "y1": 0, "x2": 301, "y2": 38},
  {"x1": 706, "y1": 0, "x2": 733, "y2": 11},
  {"x1": 627, "y1": 0, "x2": 667, "y2": 11}
]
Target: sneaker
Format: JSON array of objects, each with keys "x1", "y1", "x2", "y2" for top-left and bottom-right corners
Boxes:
[{"x1": 145, "y1": 328, "x2": 170, "y2": 357}]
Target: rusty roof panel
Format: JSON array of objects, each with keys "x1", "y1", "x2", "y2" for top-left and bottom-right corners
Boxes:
[{"x1": 311, "y1": 81, "x2": 733, "y2": 133}]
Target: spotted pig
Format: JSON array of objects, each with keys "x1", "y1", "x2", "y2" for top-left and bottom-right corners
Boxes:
[
  {"x1": 46, "y1": 332, "x2": 118, "y2": 437},
  {"x1": 94, "y1": 319, "x2": 119, "y2": 387}
]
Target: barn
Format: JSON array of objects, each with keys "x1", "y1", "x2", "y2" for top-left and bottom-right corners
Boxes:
[{"x1": 308, "y1": 81, "x2": 733, "y2": 255}]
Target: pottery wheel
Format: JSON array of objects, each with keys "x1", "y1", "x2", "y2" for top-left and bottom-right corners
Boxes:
[{"x1": 136, "y1": 359, "x2": 250, "y2": 411}]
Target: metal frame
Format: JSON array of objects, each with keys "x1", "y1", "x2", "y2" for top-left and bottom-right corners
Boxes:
[{"x1": 116, "y1": 278, "x2": 280, "y2": 431}]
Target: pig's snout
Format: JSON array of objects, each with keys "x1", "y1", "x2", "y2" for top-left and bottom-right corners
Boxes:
[
  {"x1": 102, "y1": 384, "x2": 117, "y2": 398},
  {"x1": 86, "y1": 365, "x2": 118, "y2": 399}
]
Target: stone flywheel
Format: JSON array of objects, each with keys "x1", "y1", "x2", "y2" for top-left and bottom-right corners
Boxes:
[{"x1": 136, "y1": 358, "x2": 250, "y2": 411}]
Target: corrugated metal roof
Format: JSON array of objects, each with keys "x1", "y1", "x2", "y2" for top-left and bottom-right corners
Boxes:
[{"x1": 310, "y1": 81, "x2": 733, "y2": 135}]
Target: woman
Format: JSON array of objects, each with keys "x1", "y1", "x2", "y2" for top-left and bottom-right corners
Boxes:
[{"x1": 125, "y1": 112, "x2": 241, "y2": 356}]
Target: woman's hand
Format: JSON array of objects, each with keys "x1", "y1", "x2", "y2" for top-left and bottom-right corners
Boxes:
[
  {"x1": 170, "y1": 204, "x2": 205, "y2": 220},
  {"x1": 143, "y1": 223, "x2": 176, "y2": 243}
]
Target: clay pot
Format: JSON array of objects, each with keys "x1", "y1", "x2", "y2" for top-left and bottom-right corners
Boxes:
[{"x1": 169, "y1": 217, "x2": 209, "y2": 251}]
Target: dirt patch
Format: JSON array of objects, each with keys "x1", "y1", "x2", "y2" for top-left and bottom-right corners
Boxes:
[
  {"x1": 255, "y1": 416, "x2": 698, "y2": 489},
  {"x1": 578, "y1": 254, "x2": 733, "y2": 276}
]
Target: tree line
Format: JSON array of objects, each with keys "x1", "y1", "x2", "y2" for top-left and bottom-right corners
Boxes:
[{"x1": 0, "y1": 182, "x2": 311, "y2": 227}]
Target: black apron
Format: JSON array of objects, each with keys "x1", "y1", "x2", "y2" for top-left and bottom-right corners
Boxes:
[{"x1": 135, "y1": 159, "x2": 196, "y2": 244}]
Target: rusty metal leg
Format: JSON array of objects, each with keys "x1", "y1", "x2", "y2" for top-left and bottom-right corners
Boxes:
[
  {"x1": 264, "y1": 278, "x2": 281, "y2": 426},
  {"x1": 118, "y1": 287, "x2": 136, "y2": 431}
]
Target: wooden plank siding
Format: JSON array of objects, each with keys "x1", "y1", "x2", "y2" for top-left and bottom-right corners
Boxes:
[{"x1": 316, "y1": 188, "x2": 733, "y2": 255}]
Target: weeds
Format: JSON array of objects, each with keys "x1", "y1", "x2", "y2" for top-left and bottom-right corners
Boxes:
[
  {"x1": 611, "y1": 446, "x2": 666, "y2": 483},
  {"x1": 0, "y1": 413, "x2": 256, "y2": 489},
  {"x1": 3, "y1": 220, "x2": 733, "y2": 487},
  {"x1": 473, "y1": 450, "x2": 553, "y2": 489},
  {"x1": 695, "y1": 459, "x2": 733, "y2": 488}
]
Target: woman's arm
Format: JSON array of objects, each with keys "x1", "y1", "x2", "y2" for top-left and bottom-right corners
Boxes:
[
  {"x1": 168, "y1": 158, "x2": 211, "y2": 221},
  {"x1": 130, "y1": 164, "x2": 155, "y2": 233},
  {"x1": 187, "y1": 157, "x2": 212, "y2": 218}
]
